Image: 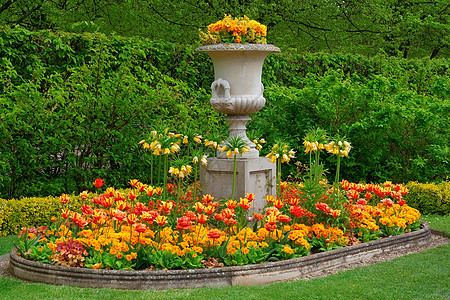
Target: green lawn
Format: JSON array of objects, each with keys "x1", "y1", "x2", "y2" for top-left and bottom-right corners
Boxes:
[
  {"x1": 0, "y1": 244, "x2": 448, "y2": 300},
  {"x1": 420, "y1": 215, "x2": 450, "y2": 235},
  {"x1": 0, "y1": 235, "x2": 17, "y2": 256},
  {"x1": 0, "y1": 216, "x2": 448, "y2": 299}
]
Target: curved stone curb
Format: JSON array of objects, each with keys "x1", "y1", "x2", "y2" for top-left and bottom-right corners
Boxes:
[{"x1": 9, "y1": 222, "x2": 431, "y2": 290}]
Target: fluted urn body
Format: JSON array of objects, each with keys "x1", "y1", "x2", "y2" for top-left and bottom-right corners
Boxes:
[{"x1": 197, "y1": 43, "x2": 280, "y2": 157}]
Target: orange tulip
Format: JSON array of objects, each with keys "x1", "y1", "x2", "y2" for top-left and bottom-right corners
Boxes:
[
  {"x1": 194, "y1": 202, "x2": 205, "y2": 213},
  {"x1": 202, "y1": 194, "x2": 214, "y2": 203},
  {"x1": 59, "y1": 194, "x2": 70, "y2": 204},
  {"x1": 146, "y1": 186, "x2": 155, "y2": 197},
  {"x1": 245, "y1": 193, "x2": 255, "y2": 202},
  {"x1": 161, "y1": 201, "x2": 173, "y2": 213},
  {"x1": 204, "y1": 205, "x2": 215, "y2": 215},
  {"x1": 61, "y1": 209, "x2": 70, "y2": 219},
  {"x1": 239, "y1": 198, "x2": 251, "y2": 210},
  {"x1": 197, "y1": 214, "x2": 208, "y2": 224},
  {"x1": 129, "y1": 179, "x2": 140, "y2": 188},
  {"x1": 226, "y1": 199, "x2": 237, "y2": 209},
  {"x1": 221, "y1": 208, "x2": 235, "y2": 219},
  {"x1": 155, "y1": 215, "x2": 168, "y2": 226},
  {"x1": 128, "y1": 191, "x2": 137, "y2": 201},
  {"x1": 273, "y1": 199, "x2": 284, "y2": 209},
  {"x1": 126, "y1": 213, "x2": 138, "y2": 225},
  {"x1": 79, "y1": 191, "x2": 89, "y2": 200}
]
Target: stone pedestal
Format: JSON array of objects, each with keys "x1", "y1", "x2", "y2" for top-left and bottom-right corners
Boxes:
[
  {"x1": 200, "y1": 157, "x2": 276, "y2": 213},
  {"x1": 216, "y1": 116, "x2": 259, "y2": 158}
]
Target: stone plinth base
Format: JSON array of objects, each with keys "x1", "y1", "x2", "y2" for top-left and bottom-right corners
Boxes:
[{"x1": 200, "y1": 157, "x2": 276, "y2": 212}]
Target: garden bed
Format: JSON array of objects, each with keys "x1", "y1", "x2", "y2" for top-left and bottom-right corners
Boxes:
[{"x1": 9, "y1": 222, "x2": 431, "y2": 290}]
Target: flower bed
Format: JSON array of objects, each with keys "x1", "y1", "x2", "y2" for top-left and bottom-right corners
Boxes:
[
  {"x1": 9, "y1": 222, "x2": 431, "y2": 289},
  {"x1": 14, "y1": 178, "x2": 421, "y2": 271}
]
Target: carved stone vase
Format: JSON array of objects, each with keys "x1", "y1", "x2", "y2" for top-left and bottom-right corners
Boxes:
[{"x1": 196, "y1": 43, "x2": 280, "y2": 158}]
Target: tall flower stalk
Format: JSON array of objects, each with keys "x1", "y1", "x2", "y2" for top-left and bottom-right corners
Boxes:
[
  {"x1": 324, "y1": 136, "x2": 352, "y2": 199},
  {"x1": 169, "y1": 160, "x2": 193, "y2": 201},
  {"x1": 139, "y1": 129, "x2": 182, "y2": 202},
  {"x1": 222, "y1": 136, "x2": 250, "y2": 200},
  {"x1": 192, "y1": 154, "x2": 208, "y2": 202},
  {"x1": 266, "y1": 141, "x2": 296, "y2": 197},
  {"x1": 303, "y1": 127, "x2": 328, "y2": 182}
]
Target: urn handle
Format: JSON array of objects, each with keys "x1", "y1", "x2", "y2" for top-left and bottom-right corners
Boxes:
[{"x1": 211, "y1": 78, "x2": 231, "y2": 100}]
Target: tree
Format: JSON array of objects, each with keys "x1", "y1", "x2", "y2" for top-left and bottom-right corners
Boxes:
[{"x1": 0, "y1": 0, "x2": 448, "y2": 58}]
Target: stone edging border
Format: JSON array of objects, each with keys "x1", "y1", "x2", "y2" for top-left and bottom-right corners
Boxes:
[{"x1": 9, "y1": 222, "x2": 432, "y2": 290}]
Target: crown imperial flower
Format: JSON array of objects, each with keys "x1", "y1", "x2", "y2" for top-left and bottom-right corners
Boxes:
[{"x1": 200, "y1": 14, "x2": 267, "y2": 45}]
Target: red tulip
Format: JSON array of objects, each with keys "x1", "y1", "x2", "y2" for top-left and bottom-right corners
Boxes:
[
  {"x1": 93, "y1": 178, "x2": 104, "y2": 189},
  {"x1": 61, "y1": 209, "x2": 70, "y2": 219},
  {"x1": 207, "y1": 229, "x2": 222, "y2": 240},
  {"x1": 176, "y1": 216, "x2": 192, "y2": 230},
  {"x1": 278, "y1": 214, "x2": 291, "y2": 223},
  {"x1": 134, "y1": 223, "x2": 148, "y2": 233},
  {"x1": 290, "y1": 205, "x2": 305, "y2": 218},
  {"x1": 126, "y1": 213, "x2": 138, "y2": 225}
]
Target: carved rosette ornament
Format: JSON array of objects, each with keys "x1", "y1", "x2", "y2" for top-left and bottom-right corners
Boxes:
[{"x1": 197, "y1": 43, "x2": 280, "y2": 158}]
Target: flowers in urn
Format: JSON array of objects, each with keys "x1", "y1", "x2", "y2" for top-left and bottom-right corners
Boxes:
[{"x1": 199, "y1": 15, "x2": 267, "y2": 44}]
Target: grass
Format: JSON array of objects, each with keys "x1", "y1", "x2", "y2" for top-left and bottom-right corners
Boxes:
[
  {"x1": 0, "y1": 216, "x2": 448, "y2": 299},
  {"x1": 0, "y1": 235, "x2": 17, "y2": 256},
  {"x1": 420, "y1": 215, "x2": 450, "y2": 234}
]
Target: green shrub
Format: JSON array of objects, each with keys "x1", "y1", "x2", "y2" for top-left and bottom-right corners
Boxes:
[
  {"x1": 0, "y1": 26, "x2": 225, "y2": 198},
  {"x1": 0, "y1": 195, "x2": 85, "y2": 236},
  {"x1": 251, "y1": 71, "x2": 449, "y2": 183},
  {"x1": 404, "y1": 181, "x2": 450, "y2": 215}
]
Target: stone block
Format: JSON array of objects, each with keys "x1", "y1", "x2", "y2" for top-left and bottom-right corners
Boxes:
[{"x1": 200, "y1": 157, "x2": 276, "y2": 212}]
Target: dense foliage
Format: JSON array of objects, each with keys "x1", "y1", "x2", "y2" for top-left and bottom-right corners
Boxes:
[
  {"x1": 404, "y1": 182, "x2": 450, "y2": 215},
  {"x1": 0, "y1": 0, "x2": 448, "y2": 58},
  {"x1": 0, "y1": 26, "x2": 448, "y2": 199}
]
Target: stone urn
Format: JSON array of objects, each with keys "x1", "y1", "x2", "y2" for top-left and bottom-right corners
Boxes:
[
  {"x1": 196, "y1": 43, "x2": 280, "y2": 158},
  {"x1": 197, "y1": 43, "x2": 279, "y2": 209}
]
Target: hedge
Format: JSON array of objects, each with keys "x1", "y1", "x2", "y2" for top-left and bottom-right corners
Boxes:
[
  {"x1": 0, "y1": 195, "x2": 85, "y2": 236},
  {"x1": 404, "y1": 181, "x2": 450, "y2": 215}
]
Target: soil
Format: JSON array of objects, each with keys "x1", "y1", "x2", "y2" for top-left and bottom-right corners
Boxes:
[{"x1": 0, "y1": 232, "x2": 448, "y2": 281}]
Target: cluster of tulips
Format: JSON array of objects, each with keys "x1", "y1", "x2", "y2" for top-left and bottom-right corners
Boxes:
[{"x1": 16, "y1": 176, "x2": 420, "y2": 270}]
